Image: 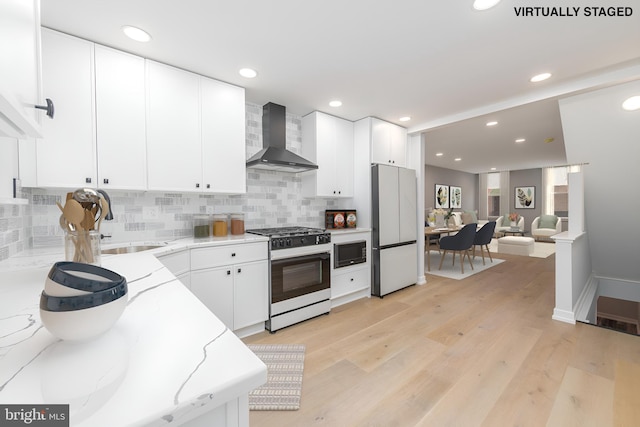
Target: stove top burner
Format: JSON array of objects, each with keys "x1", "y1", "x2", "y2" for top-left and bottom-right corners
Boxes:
[
  {"x1": 246, "y1": 226, "x2": 331, "y2": 249},
  {"x1": 246, "y1": 226, "x2": 325, "y2": 237}
]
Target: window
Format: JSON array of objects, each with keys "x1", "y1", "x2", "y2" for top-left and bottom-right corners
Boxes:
[{"x1": 487, "y1": 172, "x2": 500, "y2": 217}]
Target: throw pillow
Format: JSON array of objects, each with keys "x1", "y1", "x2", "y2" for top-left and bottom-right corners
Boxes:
[
  {"x1": 539, "y1": 214, "x2": 558, "y2": 229},
  {"x1": 461, "y1": 212, "x2": 473, "y2": 225},
  {"x1": 463, "y1": 210, "x2": 478, "y2": 223}
]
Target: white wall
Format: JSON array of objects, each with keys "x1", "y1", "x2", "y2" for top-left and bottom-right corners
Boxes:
[{"x1": 559, "y1": 80, "x2": 640, "y2": 282}]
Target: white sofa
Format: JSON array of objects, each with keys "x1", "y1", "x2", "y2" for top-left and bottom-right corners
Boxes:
[
  {"x1": 495, "y1": 215, "x2": 525, "y2": 235},
  {"x1": 531, "y1": 215, "x2": 562, "y2": 241}
]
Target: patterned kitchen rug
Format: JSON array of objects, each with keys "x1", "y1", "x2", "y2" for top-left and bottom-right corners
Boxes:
[{"x1": 247, "y1": 344, "x2": 306, "y2": 411}]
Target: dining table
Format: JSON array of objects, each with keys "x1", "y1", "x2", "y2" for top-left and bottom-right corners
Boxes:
[{"x1": 424, "y1": 226, "x2": 461, "y2": 271}]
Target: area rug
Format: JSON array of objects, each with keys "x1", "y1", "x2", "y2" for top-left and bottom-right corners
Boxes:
[
  {"x1": 426, "y1": 251, "x2": 504, "y2": 280},
  {"x1": 248, "y1": 344, "x2": 305, "y2": 411}
]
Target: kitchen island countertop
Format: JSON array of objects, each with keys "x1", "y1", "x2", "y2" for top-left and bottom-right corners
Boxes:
[{"x1": 0, "y1": 235, "x2": 269, "y2": 426}]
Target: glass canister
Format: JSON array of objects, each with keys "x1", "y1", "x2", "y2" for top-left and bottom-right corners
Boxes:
[
  {"x1": 193, "y1": 214, "x2": 211, "y2": 238},
  {"x1": 65, "y1": 230, "x2": 101, "y2": 266},
  {"x1": 212, "y1": 214, "x2": 228, "y2": 237},
  {"x1": 230, "y1": 213, "x2": 245, "y2": 235}
]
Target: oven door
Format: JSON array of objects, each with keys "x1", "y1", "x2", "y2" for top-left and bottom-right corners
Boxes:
[{"x1": 271, "y1": 252, "x2": 330, "y2": 304}]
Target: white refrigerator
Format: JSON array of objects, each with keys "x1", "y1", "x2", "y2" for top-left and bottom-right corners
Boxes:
[{"x1": 371, "y1": 164, "x2": 418, "y2": 297}]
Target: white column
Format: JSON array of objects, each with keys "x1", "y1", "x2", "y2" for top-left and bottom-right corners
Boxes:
[
  {"x1": 407, "y1": 131, "x2": 426, "y2": 286},
  {"x1": 568, "y1": 171, "x2": 584, "y2": 234}
]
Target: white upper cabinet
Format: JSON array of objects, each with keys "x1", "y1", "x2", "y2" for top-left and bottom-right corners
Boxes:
[
  {"x1": 371, "y1": 118, "x2": 407, "y2": 167},
  {"x1": 95, "y1": 45, "x2": 147, "y2": 190},
  {"x1": 201, "y1": 78, "x2": 246, "y2": 194},
  {"x1": 146, "y1": 61, "x2": 247, "y2": 193},
  {"x1": 301, "y1": 111, "x2": 354, "y2": 198},
  {"x1": 0, "y1": 0, "x2": 42, "y2": 138},
  {"x1": 29, "y1": 30, "x2": 246, "y2": 193},
  {"x1": 38, "y1": 29, "x2": 96, "y2": 188},
  {"x1": 146, "y1": 60, "x2": 202, "y2": 192}
]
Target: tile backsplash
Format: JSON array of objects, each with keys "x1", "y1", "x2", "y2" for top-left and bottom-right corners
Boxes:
[{"x1": 0, "y1": 102, "x2": 341, "y2": 260}]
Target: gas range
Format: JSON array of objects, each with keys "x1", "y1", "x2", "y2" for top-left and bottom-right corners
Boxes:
[
  {"x1": 246, "y1": 226, "x2": 332, "y2": 332},
  {"x1": 246, "y1": 226, "x2": 331, "y2": 251}
]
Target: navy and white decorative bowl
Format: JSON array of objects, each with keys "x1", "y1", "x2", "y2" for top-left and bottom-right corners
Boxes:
[{"x1": 40, "y1": 262, "x2": 128, "y2": 341}]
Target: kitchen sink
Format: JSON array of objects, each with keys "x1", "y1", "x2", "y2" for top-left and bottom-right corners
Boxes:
[{"x1": 102, "y1": 244, "x2": 166, "y2": 255}]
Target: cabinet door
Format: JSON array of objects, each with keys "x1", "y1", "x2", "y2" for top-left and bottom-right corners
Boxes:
[
  {"x1": 201, "y1": 77, "x2": 246, "y2": 193},
  {"x1": 95, "y1": 46, "x2": 147, "y2": 190},
  {"x1": 315, "y1": 112, "x2": 337, "y2": 196},
  {"x1": 389, "y1": 124, "x2": 407, "y2": 167},
  {"x1": 38, "y1": 29, "x2": 96, "y2": 188},
  {"x1": 190, "y1": 267, "x2": 234, "y2": 329},
  {"x1": 334, "y1": 116, "x2": 354, "y2": 197},
  {"x1": 0, "y1": 0, "x2": 42, "y2": 138},
  {"x1": 146, "y1": 61, "x2": 202, "y2": 192},
  {"x1": 233, "y1": 260, "x2": 268, "y2": 330},
  {"x1": 370, "y1": 118, "x2": 391, "y2": 165}
]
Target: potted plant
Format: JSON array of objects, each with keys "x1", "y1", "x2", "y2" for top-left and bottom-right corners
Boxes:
[{"x1": 444, "y1": 208, "x2": 455, "y2": 228}]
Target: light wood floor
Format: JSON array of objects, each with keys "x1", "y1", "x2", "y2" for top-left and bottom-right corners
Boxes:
[{"x1": 243, "y1": 252, "x2": 640, "y2": 426}]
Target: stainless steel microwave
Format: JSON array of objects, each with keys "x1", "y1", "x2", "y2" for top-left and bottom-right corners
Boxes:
[{"x1": 334, "y1": 240, "x2": 366, "y2": 268}]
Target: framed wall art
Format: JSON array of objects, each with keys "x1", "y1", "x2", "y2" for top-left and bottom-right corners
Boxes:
[
  {"x1": 515, "y1": 186, "x2": 535, "y2": 209},
  {"x1": 450, "y1": 186, "x2": 462, "y2": 209},
  {"x1": 435, "y1": 184, "x2": 449, "y2": 209}
]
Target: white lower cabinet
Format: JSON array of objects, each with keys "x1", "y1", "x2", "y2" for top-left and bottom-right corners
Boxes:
[
  {"x1": 189, "y1": 242, "x2": 268, "y2": 337},
  {"x1": 330, "y1": 230, "x2": 372, "y2": 308}
]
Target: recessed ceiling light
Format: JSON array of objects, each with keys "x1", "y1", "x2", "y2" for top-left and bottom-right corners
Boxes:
[
  {"x1": 435, "y1": 153, "x2": 444, "y2": 157},
  {"x1": 473, "y1": 0, "x2": 501, "y2": 10},
  {"x1": 530, "y1": 72, "x2": 552, "y2": 83},
  {"x1": 490, "y1": 167, "x2": 497, "y2": 171},
  {"x1": 486, "y1": 121, "x2": 498, "y2": 127},
  {"x1": 399, "y1": 116, "x2": 411, "y2": 122},
  {"x1": 622, "y1": 95, "x2": 640, "y2": 111},
  {"x1": 122, "y1": 26, "x2": 151, "y2": 42},
  {"x1": 515, "y1": 138, "x2": 526, "y2": 143},
  {"x1": 454, "y1": 158, "x2": 462, "y2": 162},
  {"x1": 329, "y1": 100, "x2": 342, "y2": 107},
  {"x1": 239, "y1": 68, "x2": 258, "y2": 78}
]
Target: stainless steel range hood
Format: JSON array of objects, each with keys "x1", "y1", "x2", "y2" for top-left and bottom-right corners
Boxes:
[{"x1": 246, "y1": 102, "x2": 318, "y2": 173}]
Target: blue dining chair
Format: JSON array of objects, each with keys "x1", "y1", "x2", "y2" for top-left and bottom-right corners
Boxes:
[
  {"x1": 473, "y1": 221, "x2": 497, "y2": 265},
  {"x1": 438, "y1": 223, "x2": 477, "y2": 274}
]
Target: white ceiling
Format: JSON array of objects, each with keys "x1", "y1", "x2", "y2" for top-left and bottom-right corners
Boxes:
[{"x1": 40, "y1": 0, "x2": 640, "y2": 173}]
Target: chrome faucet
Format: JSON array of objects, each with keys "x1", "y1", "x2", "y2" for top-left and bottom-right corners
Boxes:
[{"x1": 96, "y1": 189, "x2": 114, "y2": 221}]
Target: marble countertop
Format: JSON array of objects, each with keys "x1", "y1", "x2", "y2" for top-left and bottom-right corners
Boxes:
[{"x1": 0, "y1": 236, "x2": 268, "y2": 426}]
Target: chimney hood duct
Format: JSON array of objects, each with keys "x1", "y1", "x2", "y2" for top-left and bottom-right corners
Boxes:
[{"x1": 246, "y1": 102, "x2": 318, "y2": 173}]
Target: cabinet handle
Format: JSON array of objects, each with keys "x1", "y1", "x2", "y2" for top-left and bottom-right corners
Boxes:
[
  {"x1": 338, "y1": 190, "x2": 341, "y2": 194},
  {"x1": 103, "y1": 178, "x2": 109, "y2": 184},
  {"x1": 226, "y1": 270, "x2": 231, "y2": 275},
  {"x1": 350, "y1": 278, "x2": 354, "y2": 281},
  {"x1": 34, "y1": 98, "x2": 55, "y2": 119},
  {"x1": 231, "y1": 253, "x2": 236, "y2": 257},
  {"x1": 85, "y1": 177, "x2": 92, "y2": 183},
  {"x1": 237, "y1": 268, "x2": 242, "y2": 274},
  {"x1": 206, "y1": 184, "x2": 210, "y2": 189},
  {"x1": 195, "y1": 183, "x2": 200, "y2": 188}
]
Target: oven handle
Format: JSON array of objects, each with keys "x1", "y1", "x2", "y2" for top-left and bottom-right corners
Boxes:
[{"x1": 271, "y1": 252, "x2": 330, "y2": 265}]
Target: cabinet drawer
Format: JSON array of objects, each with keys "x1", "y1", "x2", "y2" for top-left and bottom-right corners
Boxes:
[
  {"x1": 191, "y1": 242, "x2": 267, "y2": 270},
  {"x1": 331, "y1": 267, "x2": 370, "y2": 299},
  {"x1": 157, "y1": 250, "x2": 190, "y2": 276}
]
